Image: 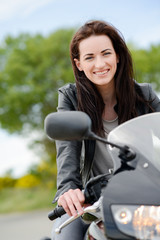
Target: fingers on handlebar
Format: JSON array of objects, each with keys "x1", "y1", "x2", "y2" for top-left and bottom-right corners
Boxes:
[{"x1": 58, "y1": 189, "x2": 85, "y2": 217}]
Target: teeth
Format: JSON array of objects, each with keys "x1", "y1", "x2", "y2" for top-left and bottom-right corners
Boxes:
[{"x1": 94, "y1": 70, "x2": 109, "y2": 75}]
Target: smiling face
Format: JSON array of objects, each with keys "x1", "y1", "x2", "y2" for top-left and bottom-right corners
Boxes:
[{"x1": 74, "y1": 35, "x2": 119, "y2": 88}]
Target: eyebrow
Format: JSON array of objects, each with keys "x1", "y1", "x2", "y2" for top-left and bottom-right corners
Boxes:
[
  {"x1": 83, "y1": 48, "x2": 112, "y2": 58},
  {"x1": 101, "y1": 48, "x2": 112, "y2": 53},
  {"x1": 83, "y1": 53, "x2": 94, "y2": 58}
]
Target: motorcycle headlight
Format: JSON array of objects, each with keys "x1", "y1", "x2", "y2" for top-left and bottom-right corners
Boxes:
[{"x1": 111, "y1": 205, "x2": 160, "y2": 239}]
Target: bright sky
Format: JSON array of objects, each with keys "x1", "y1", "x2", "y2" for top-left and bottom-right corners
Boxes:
[
  {"x1": 0, "y1": 0, "x2": 160, "y2": 177},
  {"x1": 0, "y1": 130, "x2": 39, "y2": 177}
]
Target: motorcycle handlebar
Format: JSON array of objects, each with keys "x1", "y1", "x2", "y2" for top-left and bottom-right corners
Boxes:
[
  {"x1": 48, "y1": 206, "x2": 66, "y2": 220},
  {"x1": 48, "y1": 173, "x2": 111, "y2": 221}
]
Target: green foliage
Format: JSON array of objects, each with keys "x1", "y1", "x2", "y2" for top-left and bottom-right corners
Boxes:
[
  {"x1": 0, "y1": 176, "x2": 16, "y2": 189},
  {"x1": 0, "y1": 174, "x2": 40, "y2": 189},
  {"x1": 0, "y1": 28, "x2": 75, "y2": 181},
  {"x1": 130, "y1": 44, "x2": 160, "y2": 91},
  {"x1": 28, "y1": 157, "x2": 57, "y2": 189},
  {"x1": 0, "y1": 159, "x2": 57, "y2": 190},
  {"x1": 15, "y1": 174, "x2": 40, "y2": 188},
  {"x1": 0, "y1": 29, "x2": 75, "y2": 134}
]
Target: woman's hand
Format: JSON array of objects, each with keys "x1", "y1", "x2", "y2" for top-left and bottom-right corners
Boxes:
[{"x1": 58, "y1": 188, "x2": 85, "y2": 217}]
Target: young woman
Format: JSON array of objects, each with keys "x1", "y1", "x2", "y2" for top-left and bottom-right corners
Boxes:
[{"x1": 52, "y1": 20, "x2": 160, "y2": 239}]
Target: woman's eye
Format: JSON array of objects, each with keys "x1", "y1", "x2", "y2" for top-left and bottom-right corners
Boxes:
[
  {"x1": 104, "y1": 52, "x2": 111, "y2": 56},
  {"x1": 85, "y1": 56, "x2": 93, "y2": 60}
]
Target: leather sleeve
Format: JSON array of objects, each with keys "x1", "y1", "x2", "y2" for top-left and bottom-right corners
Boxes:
[
  {"x1": 53, "y1": 84, "x2": 83, "y2": 203},
  {"x1": 148, "y1": 84, "x2": 160, "y2": 112},
  {"x1": 140, "y1": 83, "x2": 160, "y2": 112}
]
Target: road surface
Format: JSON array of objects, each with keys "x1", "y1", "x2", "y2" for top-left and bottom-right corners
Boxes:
[{"x1": 0, "y1": 209, "x2": 54, "y2": 240}]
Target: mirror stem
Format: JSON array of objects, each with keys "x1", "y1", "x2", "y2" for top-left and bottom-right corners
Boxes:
[{"x1": 88, "y1": 132, "x2": 136, "y2": 161}]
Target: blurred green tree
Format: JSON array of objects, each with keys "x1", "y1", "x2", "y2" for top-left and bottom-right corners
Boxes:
[
  {"x1": 0, "y1": 29, "x2": 75, "y2": 133},
  {"x1": 0, "y1": 29, "x2": 75, "y2": 173},
  {"x1": 130, "y1": 44, "x2": 160, "y2": 91}
]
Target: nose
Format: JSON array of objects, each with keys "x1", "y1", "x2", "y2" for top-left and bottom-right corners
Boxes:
[{"x1": 94, "y1": 56, "x2": 105, "y2": 68}]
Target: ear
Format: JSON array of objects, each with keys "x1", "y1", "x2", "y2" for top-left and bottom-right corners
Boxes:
[{"x1": 74, "y1": 58, "x2": 83, "y2": 71}]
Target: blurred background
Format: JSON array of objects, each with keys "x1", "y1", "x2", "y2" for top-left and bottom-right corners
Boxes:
[{"x1": 0, "y1": 0, "x2": 160, "y2": 236}]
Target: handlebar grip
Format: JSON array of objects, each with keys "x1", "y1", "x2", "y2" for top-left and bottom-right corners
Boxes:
[{"x1": 48, "y1": 206, "x2": 66, "y2": 221}]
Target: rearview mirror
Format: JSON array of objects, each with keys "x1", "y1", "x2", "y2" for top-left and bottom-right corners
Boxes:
[{"x1": 44, "y1": 111, "x2": 93, "y2": 141}]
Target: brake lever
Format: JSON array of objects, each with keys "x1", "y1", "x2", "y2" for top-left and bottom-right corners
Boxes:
[{"x1": 55, "y1": 198, "x2": 101, "y2": 234}]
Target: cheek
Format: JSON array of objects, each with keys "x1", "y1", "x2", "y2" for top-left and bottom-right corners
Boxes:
[
  {"x1": 82, "y1": 66, "x2": 93, "y2": 80},
  {"x1": 81, "y1": 63, "x2": 92, "y2": 74},
  {"x1": 111, "y1": 58, "x2": 118, "y2": 70}
]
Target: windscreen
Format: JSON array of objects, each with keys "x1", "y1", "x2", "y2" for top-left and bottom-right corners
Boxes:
[{"x1": 108, "y1": 112, "x2": 160, "y2": 172}]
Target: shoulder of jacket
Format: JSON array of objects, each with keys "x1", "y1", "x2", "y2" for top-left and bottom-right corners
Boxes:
[
  {"x1": 135, "y1": 81, "x2": 151, "y2": 90},
  {"x1": 58, "y1": 83, "x2": 77, "y2": 95},
  {"x1": 135, "y1": 81, "x2": 153, "y2": 99},
  {"x1": 58, "y1": 83, "x2": 78, "y2": 110}
]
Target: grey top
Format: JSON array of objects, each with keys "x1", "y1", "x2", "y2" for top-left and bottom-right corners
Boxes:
[{"x1": 92, "y1": 117, "x2": 118, "y2": 176}]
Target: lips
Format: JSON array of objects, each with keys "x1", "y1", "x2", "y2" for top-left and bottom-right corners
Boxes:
[{"x1": 94, "y1": 69, "x2": 110, "y2": 75}]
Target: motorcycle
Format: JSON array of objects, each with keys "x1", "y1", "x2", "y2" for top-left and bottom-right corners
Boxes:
[{"x1": 44, "y1": 111, "x2": 160, "y2": 240}]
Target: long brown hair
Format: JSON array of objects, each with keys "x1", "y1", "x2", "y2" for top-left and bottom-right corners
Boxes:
[{"x1": 69, "y1": 20, "x2": 150, "y2": 136}]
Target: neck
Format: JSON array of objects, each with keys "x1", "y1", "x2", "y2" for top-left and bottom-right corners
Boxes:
[
  {"x1": 96, "y1": 81, "x2": 116, "y2": 107},
  {"x1": 96, "y1": 81, "x2": 117, "y2": 121}
]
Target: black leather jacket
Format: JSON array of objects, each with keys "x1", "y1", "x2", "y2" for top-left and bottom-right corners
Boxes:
[{"x1": 53, "y1": 82, "x2": 160, "y2": 202}]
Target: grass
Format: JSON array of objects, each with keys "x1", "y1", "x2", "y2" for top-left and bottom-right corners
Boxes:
[{"x1": 0, "y1": 187, "x2": 57, "y2": 213}]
